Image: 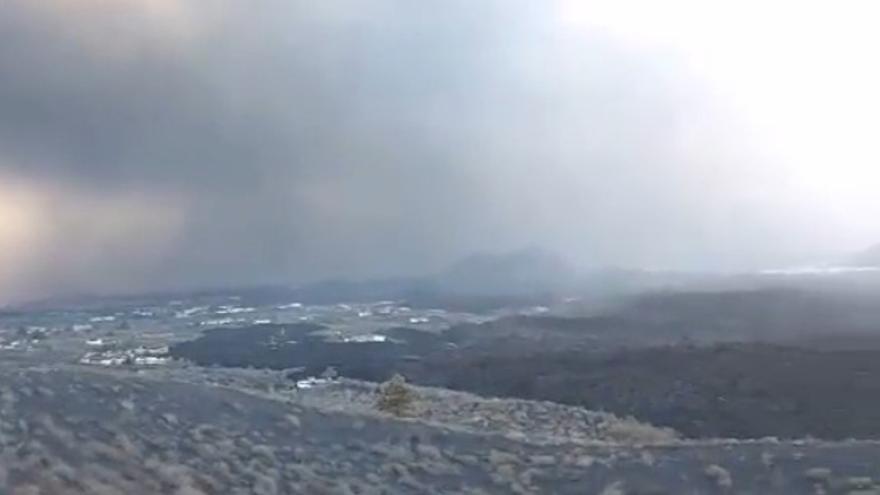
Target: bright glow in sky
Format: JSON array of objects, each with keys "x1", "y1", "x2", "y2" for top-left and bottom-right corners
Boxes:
[
  {"x1": 0, "y1": 179, "x2": 44, "y2": 297},
  {"x1": 559, "y1": 0, "x2": 880, "y2": 245},
  {"x1": 0, "y1": 175, "x2": 186, "y2": 303}
]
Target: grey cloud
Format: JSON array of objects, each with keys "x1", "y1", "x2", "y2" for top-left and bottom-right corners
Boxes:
[{"x1": 0, "y1": 0, "x2": 841, "y2": 300}]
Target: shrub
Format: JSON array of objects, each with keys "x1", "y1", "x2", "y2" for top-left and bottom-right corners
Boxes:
[
  {"x1": 376, "y1": 374, "x2": 418, "y2": 417},
  {"x1": 600, "y1": 416, "x2": 679, "y2": 444}
]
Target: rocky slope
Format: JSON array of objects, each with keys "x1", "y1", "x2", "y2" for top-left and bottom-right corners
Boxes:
[{"x1": 2, "y1": 364, "x2": 880, "y2": 494}]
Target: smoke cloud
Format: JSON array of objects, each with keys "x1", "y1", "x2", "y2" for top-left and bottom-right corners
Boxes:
[{"x1": 1, "y1": 0, "x2": 878, "y2": 302}]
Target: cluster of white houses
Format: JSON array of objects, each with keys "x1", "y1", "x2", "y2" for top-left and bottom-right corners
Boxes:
[{"x1": 79, "y1": 344, "x2": 172, "y2": 367}]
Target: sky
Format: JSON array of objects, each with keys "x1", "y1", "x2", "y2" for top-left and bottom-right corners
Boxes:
[{"x1": 1, "y1": 0, "x2": 879, "y2": 302}]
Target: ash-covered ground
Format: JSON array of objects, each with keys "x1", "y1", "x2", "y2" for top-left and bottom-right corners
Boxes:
[
  {"x1": 4, "y1": 285, "x2": 880, "y2": 493},
  {"x1": 3, "y1": 364, "x2": 880, "y2": 495}
]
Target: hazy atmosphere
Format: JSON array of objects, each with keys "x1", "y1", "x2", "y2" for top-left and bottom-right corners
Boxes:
[
  {"x1": 6, "y1": 4, "x2": 880, "y2": 493},
  {"x1": 2, "y1": 0, "x2": 879, "y2": 302}
]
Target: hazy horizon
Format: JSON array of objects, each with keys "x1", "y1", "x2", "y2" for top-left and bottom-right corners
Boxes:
[{"x1": 2, "y1": 0, "x2": 880, "y2": 303}]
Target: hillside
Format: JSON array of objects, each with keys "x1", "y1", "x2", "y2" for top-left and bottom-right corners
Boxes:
[{"x1": 3, "y1": 363, "x2": 880, "y2": 494}]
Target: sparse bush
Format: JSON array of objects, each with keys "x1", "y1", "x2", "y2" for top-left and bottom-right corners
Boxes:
[
  {"x1": 804, "y1": 467, "x2": 832, "y2": 483},
  {"x1": 704, "y1": 464, "x2": 733, "y2": 490},
  {"x1": 376, "y1": 374, "x2": 418, "y2": 417},
  {"x1": 320, "y1": 366, "x2": 339, "y2": 380},
  {"x1": 600, "y1": 416, "x2": 679, "y2": 444}
]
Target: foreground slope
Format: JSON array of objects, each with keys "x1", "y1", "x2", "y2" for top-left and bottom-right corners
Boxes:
[{"x1": 1, "y1": 364, "x2": 880, "y2": 494}]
